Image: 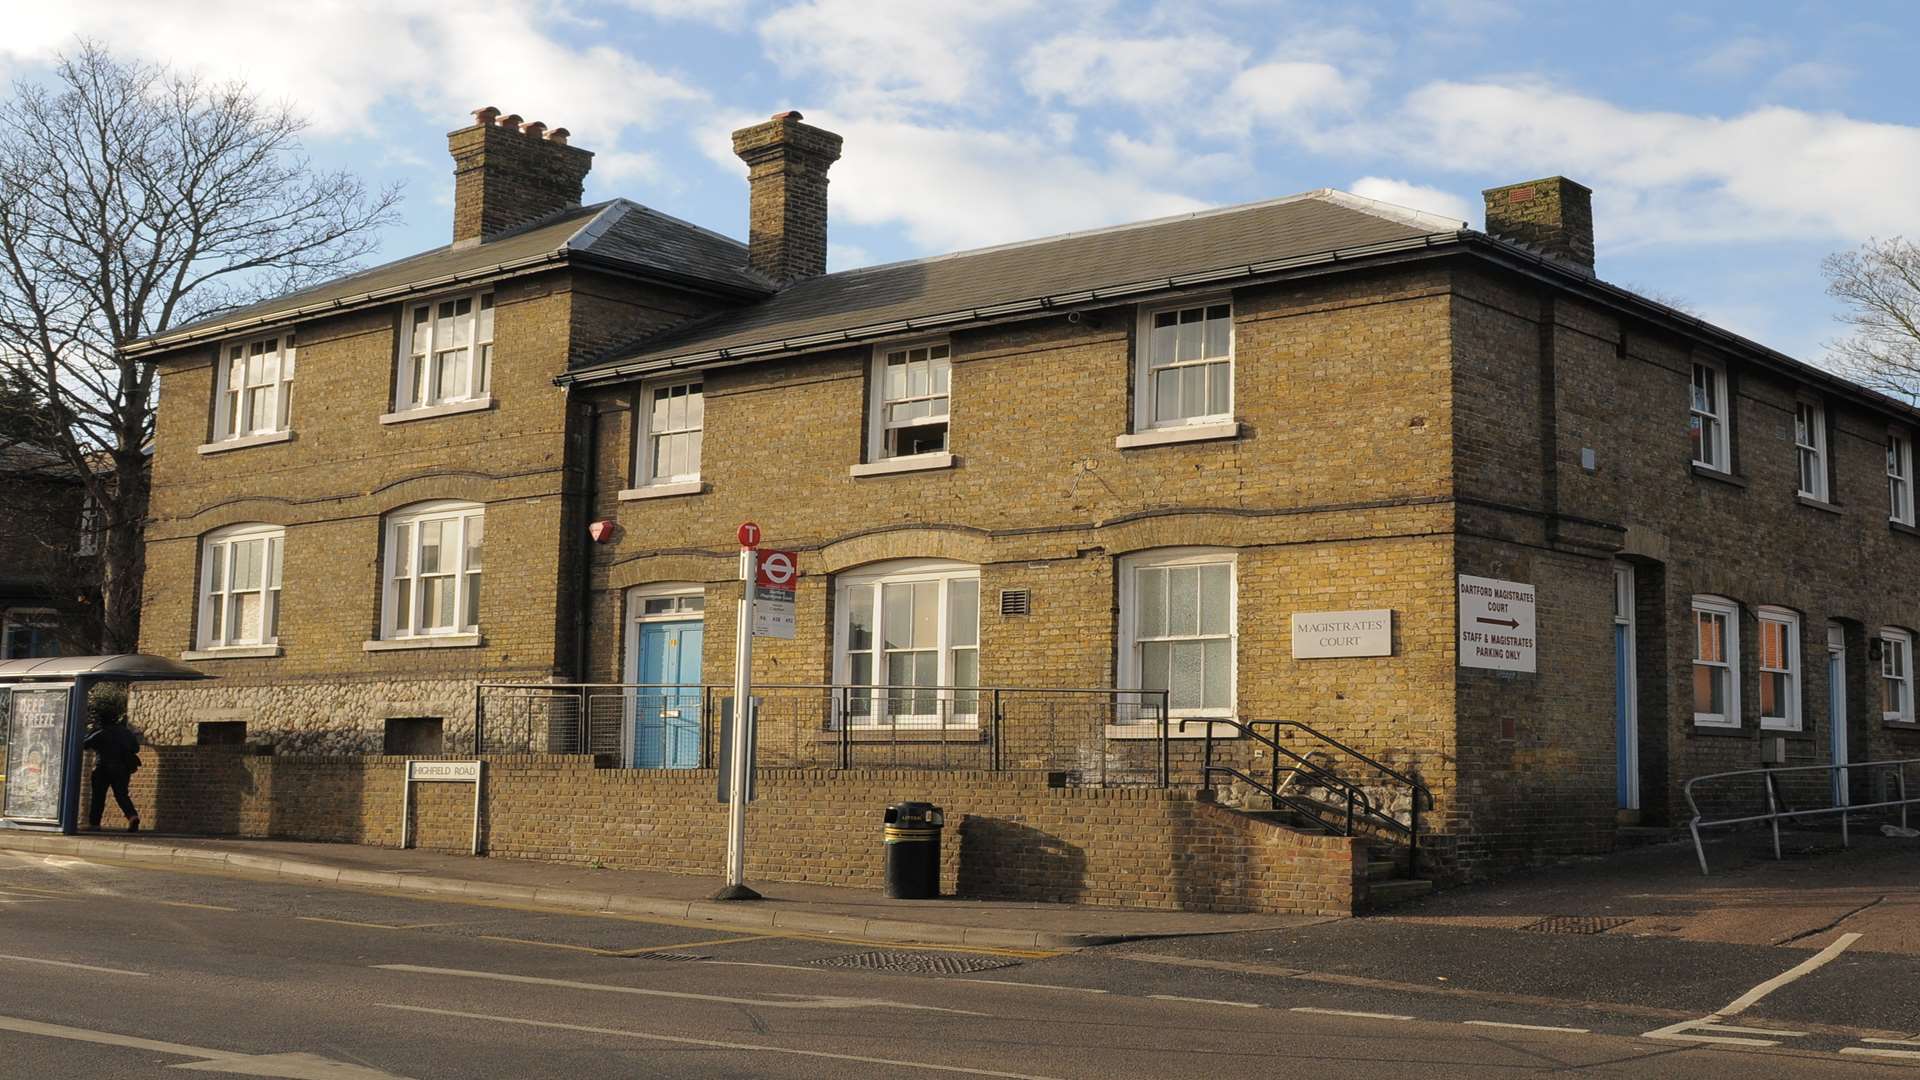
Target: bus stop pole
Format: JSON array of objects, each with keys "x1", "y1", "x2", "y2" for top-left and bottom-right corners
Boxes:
[{"x1": 714, "y1": 543, "x2": 760, "y2": 901}]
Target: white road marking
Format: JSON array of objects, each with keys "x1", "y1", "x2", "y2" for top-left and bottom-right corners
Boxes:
[
  {"x1": 1842, "y1": 1047, "x2": 1920, "y2": 1061},
  {"x1": 1865, "y1": 1038, "x2": 1920, "y2": 1046},
  {"x1": 0, "y1": 952, "x2": 148, "y2": 977},
  {"x1": 962, "y1": 979, "x2": 1109, "y2": 994},
  {"x1": 378, "y1": 1003, "x2": 1066, "y2": 1080},
  {"x1": 375, "y1": 963, "x2": 985, "y2": 1014},
  {"x1": 1148, "y1": 994, "x2": 1261, "y2": 1008},
  {"x1": 1462, "y1": 1021, "x2": 1590, "y2": 1034},
  {"x1": 1290, "y1": 1007, "x2": 1415, "y2": 1021},
  {"x1": 1719, "y1": 932, "x2": 1861, "y2": 1016},
  {"x1": 0, "y1": 1013, "x2": 409, "y2": 1078},
  {"x1": 1642, "y1": 932, "x2": 1860, "y2": 1047}
]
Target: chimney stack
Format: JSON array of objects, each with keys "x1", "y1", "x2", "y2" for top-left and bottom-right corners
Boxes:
[
  {"x1": 449, "y1": 106, "x2": 594, "y2": 247},
  {"x1": 1482, "y1": 176, "x2": 1595, "y2": 275},
  {"x1": 731, "y1": 111, "x2": 844, "y2": 283}
]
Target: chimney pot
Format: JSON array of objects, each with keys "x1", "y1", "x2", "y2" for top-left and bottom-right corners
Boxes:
[
  {"x1": 732, "y1": 111, "x2": 844, "y2": 284},
  {"x1": 449, "y1": 108, "x2": 593, "y2": 246},
  {"x1": 1482, "y1": 176, "x2": 1595, "y2": 274}
]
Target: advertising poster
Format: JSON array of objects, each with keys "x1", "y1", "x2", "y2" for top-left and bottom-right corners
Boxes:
[{"x1": 3, "y1": 687, "x2": 70, "y2": 822}]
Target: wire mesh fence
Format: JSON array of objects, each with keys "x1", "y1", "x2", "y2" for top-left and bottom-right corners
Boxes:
[{"x1": 473, "y1": 682, "x2": 1174, "y2": 785}]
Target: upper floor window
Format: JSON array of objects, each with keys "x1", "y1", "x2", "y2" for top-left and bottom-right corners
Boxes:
[
  {"x1": 635, "y1": 379, "x2": 704, "y2": 487},
  {"x1": 382, "y1": 501, "x2": 482, "y2": 639},
  {"x1": 215, "y1": 335, "x2": 294, "y2": 441},
  {"x1": 1691, "y1": 595, "x2": 1739, "y2": 728},
  {"x1": 1890, "y1": 432, "x2": 1914, "y2": 526},
  {"x1": 1794, "y1": 402, "x2": 1826, "y2": 501},
  {"x1": 1757, "y1": 607, "x2": 1801, "y2": 732},
  {"x1": 197, "y1": 524, "x2": 283, "y2": 650},
  {"x1": 1882, "y1": 627, "x2": 1914, "y2": 724},
  {"x1": 1120, "y1": 549, "x2": 1236, "y2": 718},
  {"x1": 833, "y1": 560, "x2": 978, "y2": 727},
  {"x1": 1136, "y1": 301, "x2": 1232, "y2": 431},
  {"x1": 869, "y1": 341, "x2": 950, "y2": 460},
  {"x1": 1689, "y1": 361, "x2": 1728, "y2": 471},
  {"x1": 400, "y1": 292, "x2": 493, "y2": 411},
  {"x1": 1, "y1": 609, "x2": 60, "y2": 659}
]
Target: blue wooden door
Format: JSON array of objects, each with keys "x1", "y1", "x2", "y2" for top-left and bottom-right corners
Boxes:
[{"x1": 634, "y1": 620, "x2": 702, "y2": 768}]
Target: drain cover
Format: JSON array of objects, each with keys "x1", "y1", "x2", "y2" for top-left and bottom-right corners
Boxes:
[
  {"x1": 643, "y1": 951, "x2": 711, "y2": 961},
  {"x1": 1521, "y1": 916, "x2": 1630, "y2": 935},
  {"x1": 808, "y1": 950, "x2": 1021, "y2": 975}
]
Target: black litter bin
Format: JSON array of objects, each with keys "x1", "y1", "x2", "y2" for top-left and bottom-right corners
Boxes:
[{"x1": 883, "y1": 801, "x2": 944, "y2": 899}]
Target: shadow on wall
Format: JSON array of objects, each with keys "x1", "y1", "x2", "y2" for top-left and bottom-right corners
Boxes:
[
  {"x1": 955, "y1": 816, "x2": 1086, "y2": 904},
  {"x1": 149, "y1": 747, "x2": 258, "y2": 835}
]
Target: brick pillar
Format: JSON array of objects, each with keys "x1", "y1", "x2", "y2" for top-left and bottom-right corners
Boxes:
[
  {"x1": 449, "y1": 106, "x2": 595, "y2": 247},
  {"x1": 731, "y1": 111, "x2": 844, "y2": 283},
  {"x1": 1482, "y1": 176, "x2": 1595, "y2": 275}
]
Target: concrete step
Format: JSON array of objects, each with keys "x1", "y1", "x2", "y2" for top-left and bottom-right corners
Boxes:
[
  {"x1": 1365, "y1": 859, "x2": 1400, "y2": 882},
  {"x1": 1364, "y1": 878, "x2": 1434, "y2": 909}
]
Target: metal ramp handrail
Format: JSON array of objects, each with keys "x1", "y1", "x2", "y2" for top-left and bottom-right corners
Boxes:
[{"x1": 1684, "y1": 757, "x2": 1918, "y2": 874}]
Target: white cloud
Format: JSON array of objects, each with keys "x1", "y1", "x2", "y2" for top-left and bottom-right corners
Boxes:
[
  {"x1": 1691, "y1": 35, "x2": 1784, "y2": 79},
  {"x1": 1021, "y1": 33, "x2": 1248, "y2": 109},
  {"x1": 1348, "y1": 177, "x2": 1473, "y2": 226},
  {"x1": 1225, "y1": 60, "x2": 1367, "y2": 126},
  {"x1": 0, "y1": 1, "x2": 704, "y2": 144},
  {"x1": 827, "y1": 242, "x2": 872, "y2": 271},
  {"x1": 620, "y1": 0, "x2": 747, "y2": 25},
  {"x1": 756, "y1": 0, "x2": 1047, "y2": 115}
]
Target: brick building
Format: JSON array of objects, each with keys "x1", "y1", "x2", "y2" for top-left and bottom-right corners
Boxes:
[
  {"x1": 0, "y1": 443, "x2": 100, "y2": 659},
  {"x1": 125, "y1": 108, "x2": 1920, "y2": 888}
]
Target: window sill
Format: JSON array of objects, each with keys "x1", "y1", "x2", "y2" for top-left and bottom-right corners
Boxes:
[
  {"x1": 1115, "y1": 421, "x2": 1240, "y2": 450},
  {"x1": 1884, "y1": 719, "x2": 1920, "y2": 730},
  {"x1": 179, "y1": 645, "x2": 282, "y2": 661},
  {"x1": 197, "y1": 430, "x2": 292, "y2": 455},
  {"x1": 1891, "y1": 520, "x2": 1920, "y2": 539},
  {"x1": 618, "y1": 480, "x2": 706, "y2": 501},
  {"x1": 1689, "y1": 722, "x2": 1748, "y2": 738},
  {"x1": 379, "y1": 397, "x2": 494, "y2": 425},
  {"x1": 1105, "y1": 721, "x2": 1241, "y2": 740},
  {"x1": 1690, "y1": 464, "x2": 1746, "y2": 488},
  {"x1": 362, "y1": 633, "x2": 483, "y2": 652},
  {"x1": 1795, "y1": 495, "x2": 1842, "y2": 515},
  {"x1": 849, "y1": 453, "x2": 954, "y2": 478}
]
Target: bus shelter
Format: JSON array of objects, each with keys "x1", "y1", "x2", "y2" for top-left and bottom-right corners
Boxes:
[{"x1": 0, "y1": 656, "x2": 212, "y2": 834}]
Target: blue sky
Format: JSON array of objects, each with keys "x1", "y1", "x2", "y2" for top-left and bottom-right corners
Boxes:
[{"x1": 7, "y1": 1, "x2": 1918, "y2": 365}]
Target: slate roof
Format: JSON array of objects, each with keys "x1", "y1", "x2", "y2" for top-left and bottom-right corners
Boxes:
[
  {"x1": 123, "y1": 200, "x2": 771, "y2": 357},
  {"x1": 560, "y1": 189, "x2": 1468, "y2": 384}
]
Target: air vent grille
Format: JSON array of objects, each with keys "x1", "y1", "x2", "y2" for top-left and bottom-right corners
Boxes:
[{"x1": 999, "y1": 589, "x2": 1031, "y2": 616}]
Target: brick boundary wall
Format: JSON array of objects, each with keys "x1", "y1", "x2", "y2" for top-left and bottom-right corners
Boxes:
[{"x1": 82, "y1": 747, "x2": 1363, "y2": 916}]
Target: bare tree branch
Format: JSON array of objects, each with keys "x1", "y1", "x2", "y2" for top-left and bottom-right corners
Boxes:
[
  {"x1": 1825, "y1": 237, "x2": 1920, "y2": 406},
  {"x1": 0, "y1": 41, "x2": 401, "y2": 650}
]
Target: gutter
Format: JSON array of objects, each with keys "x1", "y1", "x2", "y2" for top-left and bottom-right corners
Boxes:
[{"x1": 554, "y1": 232, "x2": 1461, "y2": 387}]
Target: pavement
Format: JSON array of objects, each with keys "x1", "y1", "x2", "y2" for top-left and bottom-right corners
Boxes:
[{"x1": 0, "y1": 830, "x2": 1311, "y2": 950}]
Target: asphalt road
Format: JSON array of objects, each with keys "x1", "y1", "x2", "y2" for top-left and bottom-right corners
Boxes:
[{"x1": 0, "y1": 850, "x2": 1913, "y2": 1078}]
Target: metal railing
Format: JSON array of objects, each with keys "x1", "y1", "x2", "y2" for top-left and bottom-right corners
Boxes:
[
  {"x1": 1186, "y1": 717, "x2": 1432, "y2": 878},
  {"x1": 474, "y1": 682, "x2": 1172, "y2": 783},
  {"x1": 1684, "y1": 758, "x2": 1918, "y2": 875}
]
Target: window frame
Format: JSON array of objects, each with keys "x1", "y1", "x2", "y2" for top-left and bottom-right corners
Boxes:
[
  {"x1": 633, "y1": 377, "x2": 706, "y2": 488},
  {"x1": 397, "y1": 290, "x2": 494, "y2": 412},
  {"x1": 1756, "y1": 606, "x2": 1801, "y2": 733},
  {"x1": 1, "y1": 608, "x2": 61, "y2": 660},
  {"x1": 1882, "y1": 627, "x2": 1914, "y2": 724},
  {"x1": 213, "y1": 334, "x2": 296, "y2": 442},
  {"x1": 866, "y1": 338, "x2": 952, "y2": 463},
  {"x1": 195, "y1": 524, "x2": 285, "y2": 651},
  {"x1": 831, "y1": 559, "x2": 980, "y2": 728},
  {"x1": 1794, "y1": 400, "x2": 1827, "y2": 502},
  {"x1": 1690, "y1": 595, "x2": 1741, "y2": 729},
  {"x1": 1133, "y1": 297, "x2": 1235, "y2": 433},
  {"x1": 380, "y1": 501, "x2": 484, "y2": 641},
  {"x1": 1689, "y1": 360, "x2": 1730, "y2": 473},
  {"x1": 1890, "y1": 431, "x2": 1915, "y2": 526},
  {"x1": 1117, "y1": 548, "x2": 1238, "y2": 720}
]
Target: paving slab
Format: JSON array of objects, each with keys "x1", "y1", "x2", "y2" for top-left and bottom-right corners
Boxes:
[{"x1": 0, "y1": 831, "x2": 1314, "y2": 950}]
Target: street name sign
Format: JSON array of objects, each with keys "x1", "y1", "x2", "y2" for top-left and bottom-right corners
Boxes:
[
  {"x1": 1291, "y1": 609, "x2": 1393, "y2": 658},
  {"x1": 1458, "y1": 574, "x2": 1538, "y2": 673}
]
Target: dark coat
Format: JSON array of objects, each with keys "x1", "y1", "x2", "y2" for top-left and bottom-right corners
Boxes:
[{"x1": 83, "y1": 724, "x2": 140, "y2": 771}]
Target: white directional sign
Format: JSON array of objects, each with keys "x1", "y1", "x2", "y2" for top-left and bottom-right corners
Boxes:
[
  {"x1": 1458, "y1": 575, "x2": 1537, "y2": 673},
  {"x1": 752, "y1": 549, "x2": 797, "y2": 639},
  {"x1": 1291, "y1": 610, "x2": 1393, "y2": 658}
]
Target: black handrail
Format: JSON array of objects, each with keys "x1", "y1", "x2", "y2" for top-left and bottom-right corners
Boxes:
[{"x1": 1181, "y1": 717, "x2": 1432, "y2": 879}]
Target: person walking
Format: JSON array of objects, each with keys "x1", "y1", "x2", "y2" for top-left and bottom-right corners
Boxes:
[{"x1": 82, "y1": 714, "x2": 141, "y2": 832}]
